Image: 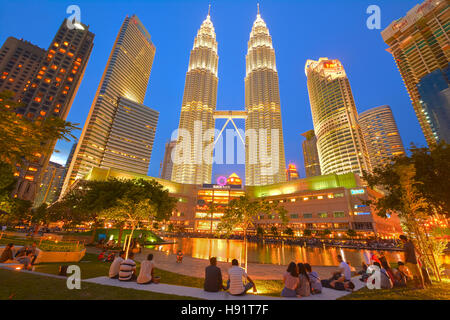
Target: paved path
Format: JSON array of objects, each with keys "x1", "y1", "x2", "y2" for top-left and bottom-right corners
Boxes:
[
  {"x1": 87, "y1": 247, "x2": 344, "y2": 280},
  {"x1": 84, "y1": 276, "x2": 365, "y2": 300}
]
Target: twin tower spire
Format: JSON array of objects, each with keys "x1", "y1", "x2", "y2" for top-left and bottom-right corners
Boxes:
[{"x1": 172, "y1": 5, "x2": 286, "y2": 186}]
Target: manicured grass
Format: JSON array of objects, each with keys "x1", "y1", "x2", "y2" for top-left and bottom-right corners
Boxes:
[
  {"x1": 340, "y1": 279, "x2": 450, "y2": 300},
  {"x1": 0, "y1": 269, "x2": 197, "y2": 300},
  {"x1": 33, "y1": 253, "x2": 284, "y2": 296}
]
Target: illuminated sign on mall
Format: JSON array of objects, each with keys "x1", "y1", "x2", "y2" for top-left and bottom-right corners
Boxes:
[{"x1": 351, "y1": 189, "x2": 365, "y2": 195}]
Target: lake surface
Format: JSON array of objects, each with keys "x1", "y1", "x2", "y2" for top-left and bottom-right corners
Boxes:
[{"x1": 145, "y1": 237, "x2": 450, "y2": 268}]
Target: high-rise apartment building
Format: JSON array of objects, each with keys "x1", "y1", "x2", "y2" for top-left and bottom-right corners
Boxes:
[
  {"x1": 305, "y1": 58, "x2": 370, "y2": 176},
  {"x1": 172, "y1": 11, "x2": 218, "y2": 185},
  {"x1": 245, "y1": 6, "x2": 286, "y2": 186},
  {"x1": 161, "y1": 140, "x2": 177, "y2": 181},
  {"x1": 301, "y1": 130, "x2": 321, "y2": 178},
  {"x1": 0, "y1": 37, "x2": 46, "y2": 99},
  {"x1": 101, "y1": 97, "x2": 158, "y2": 174},
  {"x1": 381, "y1": 0, "x2": 449, "y2": 145},
  {"x1": 359, "y1": 105, "x2": 406, "y2": 169},
  {"x1": 34, "y1": 161, "x2": 66, "y2": 207},
  {"x1": 11, "y1": 19, "x2": 94, "y2": 201},
  {"x1": 62, "y1": 15, "x2": 156, "y2": 195}
]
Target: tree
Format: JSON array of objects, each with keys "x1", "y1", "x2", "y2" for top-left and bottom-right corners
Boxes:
[
  {"x1": 63, "y1": 178, "x2": 177, "y2": 249},
  {"x1": 363, "y1": 144, "x2": 450, "y2": 280},
  {"x1": 256, "y1": 226, "x2": 265, "y2": 237},
  {"x1": 346, "y1": 229, "x2": 357, "y2": 238},
  {"x1": 218, "y1": 195, "x2": 288, "y2": 270},
  {"x1": 0, "y1": 91, "x2": 78, "y2": 166},
  {"x1": 284, "y1": 227, "x2": 294, "y2": 237},
  {"x1": 303, "y1": 229, "x2": 312, "y2": 237},
  {"x1": 323, "y1": 229, "x2": 332, "y2": 237},
  {"x1": 271, "y1": 226, "x2": 278, "y2": 236}
]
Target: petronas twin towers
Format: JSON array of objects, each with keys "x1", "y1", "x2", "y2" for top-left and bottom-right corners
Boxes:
[{"x1": 172, "y1": 6, "x2": 286, "y2": 186}]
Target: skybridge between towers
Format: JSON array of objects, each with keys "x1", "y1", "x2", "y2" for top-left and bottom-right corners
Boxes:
[{"x1": 213, "y1": 110, "x2": 247, "y2": 146}]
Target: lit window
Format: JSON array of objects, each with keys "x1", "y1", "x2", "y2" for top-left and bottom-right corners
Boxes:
[
  {"x1": 34, "y1": 97, "x2": 42, "y2": 103},
  {"x1": 24, "y1": 175, "x2": 34, "y2": 181}
]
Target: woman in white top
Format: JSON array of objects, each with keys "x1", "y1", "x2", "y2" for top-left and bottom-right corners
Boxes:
[{"x1": 137, "y1": 254, "x2": 155, "y2": 284}]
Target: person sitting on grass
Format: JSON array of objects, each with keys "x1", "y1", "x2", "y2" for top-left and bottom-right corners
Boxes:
[
  {"x1": 281, "y1": 262, "x2": 299, "y2": 297},
  {"x1": 98, "y1": 251, "x2": 107, "y2": 261},
  {"x1": 305, "y1": 263, "x2": 322, "y2": 294},
  {"x1": 119, "y1": 252, "x2": 137, "y2": 282},
  {"x1": 391, "y1": 261, "x2": 408, "y2": 287},
  {"x1": 204, "y1": 257, "x2": 224, "y2": 292},
  {"x1": 109, "y1": 251, "x2": 126, "y2": 279},
  {"x1": 372, "y1": 261, "x2": 393, "y2": 289},
  {"x1": 138, "y1": 254, "x2": 159, "y2": 284},
  {"x1": 0, "y1": 243, "x2": 14, "y2": 263},
  {"x1": 16, "y1": 250, "x2": 33, "y2": 270},
  {"x1": 225, "y1": 259, "x2": 257, "y2": 296},
  {"x1": 327, "y1": 255, "x2": 352, "y2": 283},
  {"x1": 296, "y1": 263, "x2": 311, "y2": 297}
]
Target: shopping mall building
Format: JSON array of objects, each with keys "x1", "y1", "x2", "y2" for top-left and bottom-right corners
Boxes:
[{"x1": 81, "y1": 167, "x2": 402, "y2": 239}]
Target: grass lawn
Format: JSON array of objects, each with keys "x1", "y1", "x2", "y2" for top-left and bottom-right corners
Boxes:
[
  {"x1": 0, "y1": 269, "x2": 197, "y2": 300},
  {"x1": 33, "y1": 253, "x2": 283, "y2": 297},
  {"x1": 340, "y1": 279, "x2": 450, "y2": 300}
]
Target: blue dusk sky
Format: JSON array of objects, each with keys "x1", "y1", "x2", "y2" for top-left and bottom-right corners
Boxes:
[{"x1": 0, "y1": 0, "x2": 427, "y2": 182}]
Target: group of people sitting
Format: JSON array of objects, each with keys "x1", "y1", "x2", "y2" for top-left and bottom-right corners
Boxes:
[
  {"x1": 0, "y1": 243, "x2": 38, "y2": 270},
  {"x1": 108, "y1": 251, "x2": 160, "y2": 285},
  {"x1": 204, "y1": 258, "x2": 258, "y2": 296},
  {"x1": 281, "y1": 254, "x2": 355, "y2": 297},
  {"x1": 357, "y1": 235, "x2": 429, "y2": 290}
]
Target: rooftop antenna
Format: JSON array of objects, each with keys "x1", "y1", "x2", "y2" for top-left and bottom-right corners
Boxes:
[
  {"x1": 257, "y1": 3, "x2": 260, "y2": 16},
  {"x1": 208, "y1": 4, "x2": 211, "y2": 17}
]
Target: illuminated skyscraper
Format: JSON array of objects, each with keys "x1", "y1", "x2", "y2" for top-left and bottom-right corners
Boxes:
[
  {"x1": 245, "y1": 5, "x2": 286, "y2": 186},
  {"x1": 161, "y1": 140, "x2": 177, "y2": 181},
  {"x1": 286, "y1": 164, "x2": 300, "y2": 181},
  {"x1": 359, "y1": 105, "x2": 406, "y2": 169},
  {"x1": 301, "y1": 130, "x2": 321, "y2": 177},
  {"x1": 305, "y1": 58, "x2": 370, "y2": 176},
  {"x1": 382, "y1": 0, "x2": 449, "y2": 145},
  {"x1": 0, "y1": 37, "x2": 46, "y2": 100},
  {"x1": 8, "y1": 19, "x2": 94, "y2": 202},
  {"x1": 172, "y1": 10, "x2": 218, "y2": 185},
  {"x1": 34, "y1": 161, "x2": 66, "y2": 207},
  {"x1": 62, "y1": 15, "x2": 156, "y2": 195}
]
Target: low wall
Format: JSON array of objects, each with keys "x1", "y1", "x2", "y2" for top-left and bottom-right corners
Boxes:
[{"x1": 0, "y1": 246, "x2": 85, "y2": 264}]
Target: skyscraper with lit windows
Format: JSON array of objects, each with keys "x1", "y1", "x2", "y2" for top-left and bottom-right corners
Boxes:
[
  {"x1": 382, "y1": 0, "x2": 449, "y2": 145},
  {"x1": 305, "y1": 58, "x2": 370, "y2": 176},
  {"x1": 245, "y1": 6, "x2": 286, "y2": 186},
  {"x1": 62, "y1": 15, "x2": 156, "y2": 196},
  {"x1": 359, "y1": 105, "x2": 406, "y2": 169},
  {"x1": 171, "y1": 10, "x2": 218, "y2": 185},
  {"x1": 9, "y1": 19, "x2": 94, "y2": 202},
  {"x1": 301, "y1": 130, "x2": 321, "y2": 177}
]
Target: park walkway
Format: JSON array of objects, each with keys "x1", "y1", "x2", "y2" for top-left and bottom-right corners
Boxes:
[
  {"x1": 83, "y1": 275, "x2": 366, "y2": 300},
  {"x1": 87, "y1": 247, "x2": 342, "y2": 280}
]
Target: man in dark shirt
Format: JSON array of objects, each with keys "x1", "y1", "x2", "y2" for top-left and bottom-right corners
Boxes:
[
  {"x1": 400, "y1": 235, "x2": 424, "y2": 289},
  {"x1": 204, "y1": 257, "x2": 223, "y2": 292}
]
